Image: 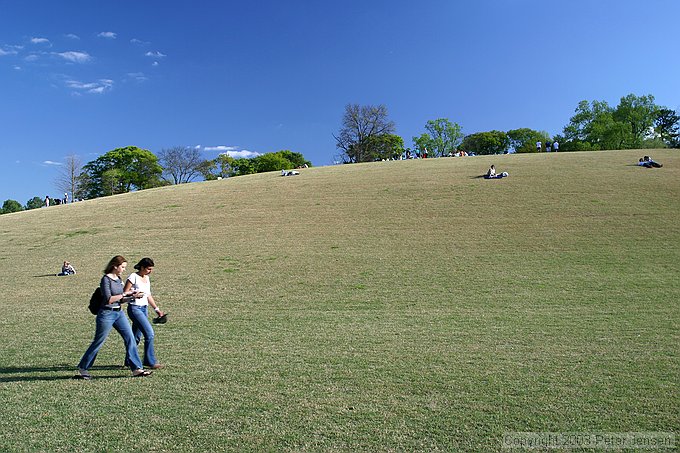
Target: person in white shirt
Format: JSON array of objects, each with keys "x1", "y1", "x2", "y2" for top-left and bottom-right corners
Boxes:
[
  {"x1": 124, "y1": 257, "x2": 165, "y2": 369},
  {"x1": 552, "y1": 141, "x2": 559, "y2": 152}
]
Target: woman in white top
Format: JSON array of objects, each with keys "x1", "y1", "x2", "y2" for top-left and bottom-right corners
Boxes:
[{"x1": 124, "y1": 257, "x2": 165, "y2": 369}]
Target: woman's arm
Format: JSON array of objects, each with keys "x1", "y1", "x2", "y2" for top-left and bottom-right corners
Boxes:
[{"x1": 147, "y1": 294, "x2": 164, "y2": 317}]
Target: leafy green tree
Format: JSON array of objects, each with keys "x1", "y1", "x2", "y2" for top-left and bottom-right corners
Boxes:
[
  {"x1": 459, "y1": 130, "x2": 510, "y2": 155},
  {"x1": 561, "y1": 94, "x2": 662, "y2": 150},
  {"x1": 1, "y1": 199, "x2": 23, "y2": 214},
  {"x1": 507, "y1": 128, "x2": 551, "y2": 153},
  {"x1": 230, "y1": 158, "x2": 256, "y2": 176},
  {"x1": 334, "y1": 104, "x2": 396, "y2": 163},
  {"x1": 275, "y1": 150, "x2": 311, "y2": 168},
  {"x1": 363, "y1": 134, "x2": 405, "y2": 160},
  {"x1": 80, "y1": 146, "x2": 163, "y2": 198},
  {"x1": 654, "y1": 108, "x2": 680, "y2": 147},
  {"x1": 254, "y1": 153, "x2": 294, "y2": 173},
  {"x1": 612, "y1": 94, "x2": 657, "y2": 148},
  {"x1": 25, "y1": 196, "x2": 44, "y2": 210},
  {"x1": 412, "y1": 118, "x2": 463, "y2": 157}
]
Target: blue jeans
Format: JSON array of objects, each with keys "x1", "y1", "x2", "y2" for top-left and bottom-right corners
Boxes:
[
  {"x1": 78, "y1": 308, "x2": 143, "y2": 371},
  {"x1": 126, "y1": 305, "x2": 158, "y2": 367}
]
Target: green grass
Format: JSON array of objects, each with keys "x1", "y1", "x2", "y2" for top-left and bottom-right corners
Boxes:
[{"x1": 0, "y1": 149, "x2": 678, "y2": 451}]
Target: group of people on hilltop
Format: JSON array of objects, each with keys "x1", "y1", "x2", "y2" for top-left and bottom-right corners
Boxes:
[
  {"x1": 44, "y1": 193, "x2": 72, "y2": 207},
  {"x1": 536, "y1": 141, "x2": 559, "y2": 152},
  {"x1": 76, "y1": 256, "x2": 166, "y2": 380}
]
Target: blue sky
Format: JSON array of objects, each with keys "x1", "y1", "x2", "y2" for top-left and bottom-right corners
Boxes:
[{"x1": 1, "y1": 0, "x2": 679, "y2": 203}]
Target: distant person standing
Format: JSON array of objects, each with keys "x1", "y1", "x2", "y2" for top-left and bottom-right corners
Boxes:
[
  {"x1": 44, "y1": 195, "x2": 50, "y2": 207},
  {"x1": 552, "y1": 141, "x2": 559, "y2": 152},
  {"x1": 536, "y1": 141, "x2": 542, "y2": 152},
  {"x1": 545, "y1": 141, "x2": 552, "y2": 152},
  {"x1": 63, "y1": 192, "x2": 68, "y2": 204}
]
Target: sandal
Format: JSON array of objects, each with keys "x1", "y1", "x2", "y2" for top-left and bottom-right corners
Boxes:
[{"x1": 132, "y1": 369, "x2": 152, "y2": 377}]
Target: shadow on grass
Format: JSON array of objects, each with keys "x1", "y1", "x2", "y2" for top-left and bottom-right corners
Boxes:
[
  {"x1": 0, "y1": 364, "x2": 130, "y2": 382},
  {"x1": 33, "y1": 274, "x2": 59, "y2": 278}
]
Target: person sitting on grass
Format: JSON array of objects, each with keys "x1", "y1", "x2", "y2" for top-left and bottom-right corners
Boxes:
[
  {"x1": 57, "y1": 260, "x2": 76, "y2": 276},
  {"x1": 483, "y1": 165, "x2": 508, "y2": 179}
]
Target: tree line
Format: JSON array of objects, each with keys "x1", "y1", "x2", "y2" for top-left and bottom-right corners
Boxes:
[
  {"x1": 334, "y1": 93, "x2": 679, "y2": 162},
  {"x1": 0, "y1": 148, "x2": 311, "y2": 214}
]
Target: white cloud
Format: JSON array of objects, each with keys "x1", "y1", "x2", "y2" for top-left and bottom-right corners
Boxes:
[
  {"x1": 65, "y1": 33, "x2": 80, "y2": 40},
  {"x1": 204, "y1": 146, "x2": 239, "y2": 152},
  {"x1": 145, "y1": 51, "x2": 166, "y2": 58},
  {"x1": 31, "y1": 37, "x2": 51, "y2": 46},
  {"x1": 225, "y1": 150, "x2": 261, "y2": 159},
  {"x1": 66, "y1": 78, "x2": 114, "y2": 94},
  {"x1": 0, "y1": 47, "x2": 18, "y2": 56},
  {"x1": 126, "y1": 72, "x2": 148, "y2": 82},
  {"x1": 13, "y1": 66, "x2": 21, "y2": 70},
  {"x1": 205, "y1": 146, "x2": 261, "y2": 159},
  {"x1": 43, "y1": 160, "x2": 62, "y2": 166},
  {"x1": 24, "y1": 54, "x2": 39, "y2": 62},
  {"x1": 151, "y1": 61, "x2": 159, "y2": 66},
  {"x1": 56, "y1": 51, "x2": 92, "y2": 63},
  {"x1": 130, "y1": 38, "x2": 150, "y2": 45},
  {"x1": 97, "y1": 31, "x2": 117, "y2": 39}
]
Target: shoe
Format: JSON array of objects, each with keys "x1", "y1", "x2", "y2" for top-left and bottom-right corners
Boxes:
[
  {"x1": 131, "y1": 369, "x2": 152, "y2": 377},
  {"x1": 148, "y1": 363, "x2": 164, "y2": 370},
  {"x1": 75, "y1": 368, "x2": 92, "y2": 380}
]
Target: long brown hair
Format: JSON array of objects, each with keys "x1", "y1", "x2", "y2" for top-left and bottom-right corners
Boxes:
[{"x1": 104, "y1": 255, "x2": 127, "y2": 274}]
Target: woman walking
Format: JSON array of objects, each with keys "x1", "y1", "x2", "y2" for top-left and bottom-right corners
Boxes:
[
  {"x1": 124, "y1": 257, "x2": 164, "y2": 369},
  {"x1": 77, "y1": 255, "x2": 152, "y2": 379}
]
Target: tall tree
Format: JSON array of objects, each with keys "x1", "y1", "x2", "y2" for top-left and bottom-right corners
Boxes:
[
  {"x1": 460, "y1": 130, "x2": 510, "y2": 155},
  {"x1": 612, "y1": 94, "x2": 657, "y2": 148},
  {"x1": 507, "y1": 128, "x2": 551, "y2": 153},
  {"x1": 412, "y1": 118, "x2": 463, "y2": 157},
  {"x1": 1, "y1": 199, "x2": 23, "y2": 214},
  {"x1": 80, "y1": 146, "x2": 163, "y2": 199},
  {"x1": 54, "y1": 154, "x2": 83, "y2": 202},
  {"x1": 158, "y1": 146, "x2": 204, "y2": 184},
  {"x1": 654, "y1": 108, "x2": 680, "y2": 147},
  {"x1": 334, "y1": 104, "x2": 396, "y2": 163},
  {"x1": 25, "y1": 196, "x2": 44, "y2": 210}
]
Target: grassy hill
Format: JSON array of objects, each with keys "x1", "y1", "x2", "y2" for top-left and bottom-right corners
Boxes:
[{"x1": 0, "y1": 149, "x2": 678, "y2": 451}]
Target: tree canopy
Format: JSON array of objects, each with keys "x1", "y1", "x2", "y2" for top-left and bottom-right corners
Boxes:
[
  {"x1": 412, "y1": 118, "x2": 463, "y2": 157},
  {"x1": 1, "y1": 199, "x2": 23, "y2": 214},
  {"x1": 560, "y1": 94, "x2": 677, "y2": 151},
  {"x1": 460, "y1": 130, "x2": 510, "y2": 155},
  {"x1": 80, "y1": 146, "x2": 163, "y2": 198}
]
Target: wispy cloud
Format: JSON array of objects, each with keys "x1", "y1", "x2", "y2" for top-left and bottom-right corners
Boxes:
[
  {"x1": 145, "y1": 51, "x2": 166, "y2": 58},
  {"x1": 30, "y1": 37, "x2": 51, "y2": 46},
  {"x1": 66, "y1": 78, "x2": 114, "y2": 94},
  {"x1": 0, "y1": 47, "x2": 18, "y2": 56},
  {"x1": 43, "y1": 160, "x2": 62, "y2": 166},
  {"x1": 24, "y1": 54, "x2": 40, "y2": 62},
  {"x1": 130, "y1": 38, "x2": 150, "y2": 45},
  {"x1": 65, "y1": 33, "x2": 80, "y2": 40},
  {"x1": 97, "y1": 31, "x2": 117, "y2": 39},
  {"x1": 204, "y1": 146, "x2": 261, "y2": 159},
  {"x1": 56, "y1": 51, "x2": 92, "y2": 63},
  {"x1": 152, "y1": 61, "x2": 159, "y2": 66},
  {"x1": 126, "y1": 72, "x2": 148, "y2": 82},
  {"x1": 13, "y1": 65, "x2": 21, "y2": 70},
  {"x1": 204, "y1": 146, "x2": 239, "y2": 152}
]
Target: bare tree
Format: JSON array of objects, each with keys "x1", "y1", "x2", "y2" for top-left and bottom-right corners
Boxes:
[
  {"x1": 54, "y1": 154, "x2": 83, "y2": 202},
  {"x1": 158, "y1": 146, "x2": 204, "y2": 184},
  {"x1": 333, "y1": 104, "x2": 396, "y2": 163}
]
